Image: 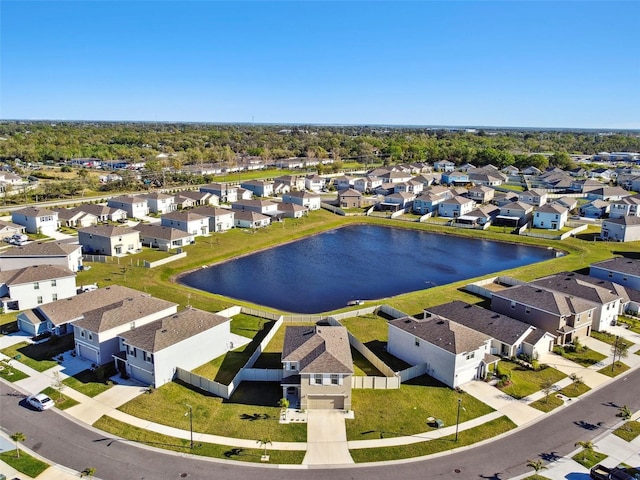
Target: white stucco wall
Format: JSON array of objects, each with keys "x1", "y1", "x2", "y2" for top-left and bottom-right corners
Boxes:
[{"x1": 9, "y1": 276, "x2": 77, "y2": 311}]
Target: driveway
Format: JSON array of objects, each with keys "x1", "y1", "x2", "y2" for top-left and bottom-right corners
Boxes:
[{"x1": 303, "y1": 410, "x2": 353, "y2": 465}]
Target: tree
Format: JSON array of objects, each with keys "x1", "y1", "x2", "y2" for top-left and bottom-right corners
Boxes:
[
  {"x1": 256, "y1": 438, "x2": 272, "y2": 461},
  {"x1": 569, "y1": 373, "x2": 584, "y2": 393},
  {"x1": 574, "y1": 440, "x2": 596, "y2": 462},
  {"x1": 619, "y1": 405, "x2": 632, "y2": 420},
  {"x1": 541, "y1": 379, "x2": 555, "y2": 404},
  {"x1": 51, "y1": 370, "x2": 66, "y2": 401},
  {"x1": 611, "y1": 336, "x2": 629, "y2": 371},
  {"x1": 278, "y1": 397, "x2": 289, "y2": 411},
  {"x1": 10, "y1": 432, "x2": 25, "y2": 458},
  {"x1": 526, "y1": 458, "x2": 546, "y2": 473},
  {"x1": 549, "y1": 151, "x2": 575, "y2": 170}
]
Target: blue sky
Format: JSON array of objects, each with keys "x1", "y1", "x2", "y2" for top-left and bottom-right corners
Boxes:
[{"x1": 1, "y1": 1, "x2": 639, "y2": 129}]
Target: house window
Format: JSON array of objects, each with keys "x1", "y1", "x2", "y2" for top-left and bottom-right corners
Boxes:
[
  {"x1": 314, "y1": 374, "x2": 322, "y2": 385},
  {"x1": 510, "y1": 301, "x2": 516, "y2": 309},
  {"x1": 608, "y1": 272, "x2": 613, "y2": 278},
  {"x1": 466, "y1": 352, "x2": 475, "y2": 360},
  {"x1": 623, "y1": 277, "x2": 628, "y2": 282},
  {"x1": 37, "y1": 296, "x2": 43, "y2": 304},
  {"x1": 88, "y1": 333, "x2": 93, "y2": 340},
  {"x1": 288, "y1": 362, "x2": 296, "y2": 371},
  {"x1": 80, "y1": 329, "x2": 85, "y2": 338},
  {"x1": 51, "y1": 280, "x2": 57, "y2": 287},
  {"x1": 52, "y1": 294, "x2": 58, "y2": 301},
  {"x1": 331, "y1": 374, "x2": 339, "y2": 385},
  {"x1": 34, "y1": 282, "x2": 40, "y2": 290},
  {"x1": 415, "y1": 337, "x2": 420, "y2": 347},
  {"x1": 525, "y1": 308, "x2": 530, "y2": 314}
]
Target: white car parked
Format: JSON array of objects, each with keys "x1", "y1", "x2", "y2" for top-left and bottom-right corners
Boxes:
[{"x1": 26, "y1": 393, "x2": 55, "y2": 411}]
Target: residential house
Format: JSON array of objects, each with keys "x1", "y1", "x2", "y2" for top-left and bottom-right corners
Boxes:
[
  {"x1": 455, "y1": 205, "x2": 500, "y2": 227},
  {"x1": 469, "y1": 172, "x2": 503, "y2": 187},
  {"x1": 305, "y1": 175, "x2": 326, "y2": 192},
  {"x1": 116, "y1": 307, "x2": 231, "y2": 388},
  {"x1": 160, "y1": 211, "x2": 209, "y2": 236},
  {"x1": 338, "y1": 189, "x2": 362, "y2": 209},
  {"x1": 143, "y1": 193, "x2": 176, "y2": 214},
  {"x1": 609, "y1": 194, "x2": 640, "y2": 219},
  {"x1": 522, "y1": 166, "x2": 542, "y2": 176},
  {"x1": 441, "y1": 171, "x2": 469, "y2": 186},
  {"x1": 236, "y1": 187, "x2": 253, "y2": 201},
  {"x1": 231, "y1": 199, "x2": 280, "y2": 216},
  {"x1": 433, "y1": 160, "x2": 456, "y2": 172},
  {"x1": 281, "y1": 325, "x2": 353, "y2": 410},
  {"x1": 0, "y1": 265, "x2": 76, "y2": 312},
  {"x1": 332, "y1": 176, "x2": 356, "y2": 191},
  {"x1": 413, "y1": 192, "x2": 446, "y2": 215},
  {"x1": 458, "y1": 163, "x2": 476, "y2": 172},
  {"x1": 552, "y1": 197, "x2": 578, "y2": 212},
  {"x1": 387, "y1": 315, "x2": 494, "y2": 388},
  {"x1": 411, "y1": 174, "x2": 436, "y2": 188},
  {"x1": 0, "y1": 220, "x2": 25, "y2": 240},
  {"x1": 502, "y1": 165, "x2": 520, "y2": 175},
  {"x1": 492, "y1": 191, "x2": 520, "y2": 207},
  {"x1": 380, "y1": 192, "x2": 415, "y2": 211},
  {"x1": 467, "y1": 186, "x2": 495, "y2": 204},
  {"x1": 494, "y1": 202, "x2": 534, "y2": 227},
  {"x1": 54, "y1": 208, "x2": 98, "y2": 229},
  {"x1": 200, "y1": 183, "x2": 238, "y2": 203},
  {"x1": 587, "y1": 187, "x2": 631, "y2": 202},
  {"x1": 427, "y1": 301, "x2": 555, "y2": 359},
  {"x1": 172, "y1": 195, "x2": 196, "y2": 210},
  {"x1": 491, "y1": 284, "x2": 595, "y2": 344},
  {"x1": 437, "y1": 196, "x2": 475, "y2": 218},
  {"x1": 107, "y1": 196, "x2": 149, "y2": 219},
  {"x1": 282, "y1": 191, "x2": 322, "y2": 211},
  {"x1": 591, "y1": 257, "x2": 640, "y2": 292},
  {"x1": 378, "y1": 171, "x2": 412, "y2": 184},
  {"x1": 532, "y1": 203, "x2": 569, "y2": 230},
  {"x1": 519, "y1": 189, "x2": 548, "y2": 207},
  {"x1": 274, "y1": 175, "x2": 306, "y2": 192},
  {"x1": 570, "y1": 179, "x2": 603, "y2": 193},
  {"x1": 133, "y1": 224, "x2": 195, "y2": 250},
  {"x1": 279, "y1": 203, "x2": 307, "y2": 219},
  {"x1": 240, "y1": 180, "x2": 274, "y2": 198},
  {"x1": 174, "y1": 190, "x2": 219, "y2": 207},
  {"x1": 579, "y1": 200, "x2": 610, "y2": 219},
  {"x1": 189, "y1": 206, "x2": 235, "y2": 232},
  {"x1": 234, "y1": 211, "x2": 271, "y2": 228},
  {"x1": 72, "y1": 289, "x2": 178, "y2": 365},
  {"x1": 0, "y1": 242, "x2": 83, "y2": 272},
  {"x1": 588, "y1": 168, "x2": 616, "y2": 181},
  {"x1": 78, "y1": 225, "x2": 141, "y2": 256},
  {"x1": 531, "y1": 272, "x2": 622, "y2": 332},
  {"x1": 72, "y1": 204, "x2": 127, "y2": 223},
  {"x1": 394, "y1": 180, "x2": 424, "y2": 195},
  {"x1": 601, "y1": 216, "x2": 640, "y2": 242},
  {"x1": 11, "y1": 207, "x2": 58, "y2": 235}
]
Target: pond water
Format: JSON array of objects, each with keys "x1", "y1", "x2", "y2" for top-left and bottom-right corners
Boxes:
[{"x1": 180, "y1": 225, "x2": 558, "y2": 313}]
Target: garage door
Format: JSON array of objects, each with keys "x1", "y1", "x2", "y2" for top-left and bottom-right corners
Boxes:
[
  {"x1": 78, "y1": 344, "x2": 98, "y2": 364},
  {"x1": 308, "y1": 396, "x2": 344, "y2": 410},
  {"x1": 130, "y1": 365, "x2": 154, "y2": 386}
]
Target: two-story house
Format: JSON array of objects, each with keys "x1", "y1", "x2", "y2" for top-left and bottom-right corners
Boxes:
[
  {"x1": 133, "y1": 224, "x2": 195, "y2": 250},
  {"x1": 437, "y1": 196, "x2": 475, "y2": 218},
  {"x1": 200, "y1": 183, "x2": 238, "y2": 203},
  {"x1": 609, "y1": 195, "x2": 640, "y2": 219},
  {"x1": 337, "y1": 188, "x2": 362, "y2": 209},
  {"x1": 160, "y1": 211, "x2": 209, "y2": 236},
  {"x1": 0, "y1": 265, "x2": 77, "y2": 313},
  {"x1": 231, "y1": 199, "x2": 280, "y2": 216},
  {"x1": 0, "y1": 242, "x2": 83, "y2": 272},
  {"x1": 240, "y1": 180, "x2": 274, "y2": 198},
  {"x1": 532, "y1": 203, "x2": 569, "y2": 230},
  {"x1": 590, "y1": 257, "x2": 640, "y2": 291},
  {"x1": 189, "y1": 206, "x2": 236, "y2": 232},
  {"x1": 116, "y1": 307, "x2": 231, "y2": 388},
  {"x1": 282, "y1": 191, "x2": 322, "y2": 211},
  {"x1": 601, "y1": 216, "x2": 640, "y2": 242},
  {"x1": 78, "y1": 225, "x2": 141, "y2": 256},
  {"x1": 107, "y1": 196, "x2": 149, "y2": 219},
  {"x1": 143, "y1": 192, "x2": 176, "y2": 214},
  {"x1": 281, "y1": 325, "x2": 353, "y2": 410},
  {"x1": 519, "y1": 189, "x2": 548, "y2": 207},
  {"x1": 11, "y1": 207, "x2": 58, "y2": 235}
]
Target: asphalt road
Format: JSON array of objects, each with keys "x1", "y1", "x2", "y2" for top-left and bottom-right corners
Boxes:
[{"x1": 2, "y1": 368, "x2": 640, "y2": 480}]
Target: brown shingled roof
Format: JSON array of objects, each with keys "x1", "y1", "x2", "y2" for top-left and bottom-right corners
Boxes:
[
  {"x1": 0, "y1": 265, "x2": 75, "y2": 285},
  {"x1": 282, "y1": 326, "x2": 353, "y2": 374}
]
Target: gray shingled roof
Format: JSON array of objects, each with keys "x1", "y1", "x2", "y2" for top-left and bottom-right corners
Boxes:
[
  {"x1": 189, "y1": 206, "x2": 234, "y2": 217},
  {"x1": 426, "y1": 301, "x2": 535, "y2": 346},
  {"x1": 492, "y1": 284, "x2": 594, "y2": 316},
  {"x1": 161, "y1": 211, "x2": 207, "y2": 222},
  {"x1": 604, "y1": 216, "x2": 640, "y2": 226},
  {"x1": 0, "y1": 265, "x2": 75, "y2": 286},
  {"x1": 0, "y1": 241, "x2": 81, "y2": 258},
  {"x1": 118, "y1": 307, "x2": 229, "y2": 352},
  {"x1": 37, "y1": 285, "x2": 178, "y2": 326},
  {"x1": 133, "y1": 224, "x2": 192, "y2": 241},
  {"x1": 592, "y1": 257, "x2": 640, "y2": 277},
  {"x1": 532, "y1": 272, "x2": 623, "y2": 305},
  {"x1": 282, "y1": 326, "x2": 353, "y2": 374},
  {"x1": 234, "y1": 211, "x2": 270, "y2": 222},
  {"x1": 13, "y1": 206, "x2": 57, "y2": 217},
  {"x1": 389, "y1": 315, "x2": 491, "y2": 354},
  {"x1": 78, "y1": 225, "x2": 139, "y2": 237}
]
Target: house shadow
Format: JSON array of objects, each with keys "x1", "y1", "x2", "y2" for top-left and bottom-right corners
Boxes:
[{"x1": 612, "y1": 251, "x2": 640, "y2": 260}]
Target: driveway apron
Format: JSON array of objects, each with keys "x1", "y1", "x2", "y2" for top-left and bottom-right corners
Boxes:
[{"x1": 303, "y1": 410, "x2": 353, "y2": 465}]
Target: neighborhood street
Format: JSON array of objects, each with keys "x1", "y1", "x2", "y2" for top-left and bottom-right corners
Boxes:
[{"x1": 2, "y1": 366, "x2": 640, "y2": 480}]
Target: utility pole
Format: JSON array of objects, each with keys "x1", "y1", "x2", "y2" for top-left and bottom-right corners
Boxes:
[
  {"x1": 612, "y1": 335, "x2": 619, "y2": 372},
  {"x1": 185, "y1": 404, "x2": 193, "y2": 449},
  {"x1": 455, "y1": 398, "x2": 462, "y2": 442}
]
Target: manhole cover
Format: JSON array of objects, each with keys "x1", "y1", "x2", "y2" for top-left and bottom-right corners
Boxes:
[
  {"x1": 180, "y1": 474, "x2": 188, "y2": 478},
  {"x1": 454, "y1": 469, "x2": 461, "y2": 473}
]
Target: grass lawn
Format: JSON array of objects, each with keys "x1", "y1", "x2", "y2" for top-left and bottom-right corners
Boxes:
[
  {"x1": 0, "y1": 335, "x2": 75, "y2": 372},
  {"x1": 0, "y1": 360, "x2": 29, "y2": 382},
  {"x1": 529, "y1": 394, "x2": 564, "y2": 413},
  {"x1": 117, "y1": 381, "x2": 306, "y2": 442},
  {"x1": 351, "y1": 348, "x2": 383, "y2": 376},
  {"x1": 617, "y1": 315, "x2": 640, "y2": 335},
  {"x1": 193, "y1": 316, "x2": 277, "y2": 383},
  {"x1": 522, "y1": 476, "x2": 551, "y2": 480},
  {"x1": 0, "y1": 450, "x2": 50, "y2": 477},
  {"x1": 555, "y1": 347, "x2": 607, "y2": 367},
  {"x1": 598, "y1": 361, "x2": 630, "y2": 377},
  {"x1": 41, "y1": 386, "x2": 79, "y2": 409},
  {"x1": 614, "y1": 421, "x2": 640, "y2": 442},
  {"x1": 591, "y1": 330, "x2": 635, "y2": 348},
  {"x1": 496, "y1": 361, "x2": 567, "y2": 399},
  {"x1": 346, "y1": 375, "x2": 494, "y2": 440},
  {"x1": 572, "y1": 449, "x2": 608, "y2": 469},
  {"x1": 62, "y1": 369, "x2": 114, "y2": 397},
  {"x1": 559, "y1": 381, "x2": 591, "y2": 398},
  {"x1": 93, "y1": 415, "x2": 306, "y2": 464},
  {"x1": 0, "y1": 313, "x2": 18, "y2": 331},
  {"x1": 349, "y1": 416, "x2": 516, "y2": 462}
]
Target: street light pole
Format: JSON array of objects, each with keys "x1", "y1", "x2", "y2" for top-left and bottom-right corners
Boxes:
[
  {"x1": 455, "y1": 398, "x2": 462, "y2": 442},
  {"x1": 185, "y1": 404, "x2": 193, "y2": 449}
]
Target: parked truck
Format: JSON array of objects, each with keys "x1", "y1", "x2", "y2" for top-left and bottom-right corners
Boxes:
[{"x1": 590, "y1": 464, "x2": 637, "y2": 480}]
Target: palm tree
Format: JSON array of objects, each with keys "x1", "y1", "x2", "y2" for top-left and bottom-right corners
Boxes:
[
  {"x1": 10, "y1": 432, "x2": 25, "y2": 458},
  {"x1": 526, "y1": 458, "x2": 546, "y2": 474},
  {"x1": 80, "y1": 467, "x2": 96, "y2": 479},
  {"x1": 256, "y1": 438, "x2": 272, "y2": 460},
  {"x1": 619, "y1": 405, "x2": 633, "y2": 420},
  {"x1": 575, "y1": 440, "x2": 596, "y2": 462}
]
